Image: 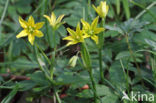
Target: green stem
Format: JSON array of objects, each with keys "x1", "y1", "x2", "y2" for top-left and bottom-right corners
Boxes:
[
  {"x1": 33, "y1": 45, "x2": 51, "y2": 81},
  {"x1": 98, "y1": 18, "x2": 105, "y2": 83},
  {"x1": 34, "y1": 44, "x2": 61, "y2": 103},
  {"x1": 54, "y1": 90, "x2": 62, "y2": 103},
  {"x1": 81, "y1": 43, "x2": 99, "y2": 103},
  {"x1": 0, "y1": 0, "x2": 9, "y2": 28},
  {"x1": 120, "y1": 59, "x2": 130, "y2": 95},
  {"x1": 89, "y1": 70, "x2": 99, "y2": 103},
  {"x1": 50, "y1": 29, "x2": 57, "y2": 80},
  {"x1": 35, "y1": 43, "x2": 51, "y2": 65},
  {"x1": 0, "y1": 0, "x2": 9, "y2": 38},
  {"x1": 125, "y1": 34, "x2": 143, "y2": 85},
  {"x1": 130, "y1": 0, "x2": 156, "y2": 21}
]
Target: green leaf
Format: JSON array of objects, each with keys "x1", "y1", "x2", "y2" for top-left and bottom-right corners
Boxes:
[
  {"x1": 11, "y1": 57, "x2": 38, "y2": 69},
  {"x1": 30, "y1": 71, "x2": 50, "y2": 86},
  {"x1": 145, "y1": 39, "x2": 156, "y2": 50},
  {"x1": 116, "y1": 0, "x2": 120, "y2": 15},
  {"x1": 56, "y1": 72, "x2": 88, "y2": 85},
  {"x1": 109, "y1": 61, "x2": 126, "y2": 89},
  {"x1": 17, "y1": 80, "x2": 37, "y2": 91},
  {"x1": 115, "y1": 51, "x2": 143, "y2": 62},
  {"x1": 1, "y1": 85, "x2": 18, "y2": 103},
  {"x1": 122, "y1": 0, "x2": 130, "y2": 19},
  {"x1": 101, "y1": 95, "x2": 119, "y2": 103},
  {"x1": 77, "y1": 85, "x2": 112, "y2": 98}
]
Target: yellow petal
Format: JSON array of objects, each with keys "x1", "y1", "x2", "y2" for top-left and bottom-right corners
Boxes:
[
  {"x1": 28, "y1": 16, "x2": 35, "y2": 26},
  {"x1": 92, "y1": 5, "x2": 102, "y2": 18},
  {"x1": 19, "y1": 17, "x2": 27, "y2": 28},
  {"x1": 94, "y1": 28, "x2": 105, "y2": 34},
  {"x1": 28, "y1": 34, "x2": 35, "y2": 45},
  {"x1": 35, "y1": 22, "x2": 44, "y2": 29},
  {"x1": 106, "y1": 5, "x2": 109, "y2": 15},
  {"x1": 101, "y1": 1, "x2": 107, "y2": 14},
  {"x1": 63, "y1": 36, "x2": 74, "y2": 41},
  {"x1": 66, "y1": 41, "x2": 78, "y2": 46},
  {"x1": 91, "y1": 16, "x2": 99, "y2": 30},
  {"x1": 97, "y1": 6, "x2": 103, "y2": 17},
  {"x1": 56, "y1": 14, "x2": 64, "y2": 24},
  {"x1": 92, "y1": 4, "x2": 98, "y2": 13},
  {"x1": 67, "y1": 28, "x2": 76, "y2": 36},
  {"x1": 83, "y1": 33, "x2": 90, "y2": 39},
  {"x1": 81, "y1": 19, "x2": 90, "y2": 30},
  {"x1": 16, "y1": 30, "x2": 28, "y2": 38},
  {"x1": 91, "y1": 35, "x2": 98, "y2": 44},
  {"x1": 34, "y1": 30, "x2": 44, "y2": 37},
  {"x1": 76, "y1": 23, "x2": 81, "y2": 33},
  {"x1": 43, "y1": 15, "x2": 52, "y2": 25},
  {"x1": 51, "y1": 12, "x2": 56, "y2": 25}
]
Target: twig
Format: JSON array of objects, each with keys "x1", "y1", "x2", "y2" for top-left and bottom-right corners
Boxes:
[{"x1": 0, "y1": 73, "x2": 30, "y2": 80}]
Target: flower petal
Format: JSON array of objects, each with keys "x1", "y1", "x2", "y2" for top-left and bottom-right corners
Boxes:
[
  {"x1": 35, "y1": 22, "x2": 44, "y2": 29},
  {"x1": 83, "y1": 33, "x2": 90, "y2": 39},
  {"x1": 34, "y1": 30, "x2": 44, "y2": 37},
  {"x1": 66, "y1": 41, "x2": 78, "y2": 46},
  {"x1": 19, "y1": 17, "x2": 27, "y2": 28},
  {"x1": 101, "y1": 1, "x2": 107, "y2": 15},
  {"x1": 28, "y1": 34, "x2": 35, "y2": 45},
  {"x1": 67, "y1": 28, "x2": 76, "y2": 36},
  {"x1": 81, "y1": 19, "x2": 90, "y2": 30},
  {"x1": 51, "y1": 12, "x2": 56, "y2": 25},
  {"x1": 94, "y1": 28, "x2": 105, "y2": 34},
  {"x1": 106, "y1": 5, "x2": 109, "y2": 15},
  {"x1": 91, "y1": 16, "x2": 99, "y2": 30},
  {"x1": 92, "y1": 4, "x2": 98, "y2": 13},
  {"x1": 44, "y1": 15, "x2": 52, "y2": 25},
  {"x1": 56, "y1": 14, "x2": 64, "y2": 24},
  {"x1": 76, "y1": 23, "x2": 81, "y2": 33},
  {"x1": 63, "y1": 36, "x2": 74, "y2": 41},
  {"x1": 28, "y1": 16, "x2": 35, "y2": 26},
  {"x1": 91, "y1": 35, "x2": 98, "y2": 44},
  {"x1": 16, "y1": 30, "x2": 28, "y2": 38}
]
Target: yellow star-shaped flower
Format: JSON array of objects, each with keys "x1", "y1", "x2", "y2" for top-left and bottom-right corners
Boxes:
[
  {"x1": 81, "y1": 16, "x2": 105, "y2": 44},
  {"x1": 16, "y1": 16, "x2": 44, "y2": 45},
  {"x1": 44, "y1": 12, "x2": 64, "y2": 30},
  {"x1": 63, "y1": 23, "x2": 89, "y2": 46},
  {"x1": 92, "y1": 1, "x2": 109, "y2": 18}
]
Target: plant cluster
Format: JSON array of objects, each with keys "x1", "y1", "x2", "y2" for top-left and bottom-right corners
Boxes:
[{"x1": 0, "y1": 0, "x2": 156, "y2": 103}]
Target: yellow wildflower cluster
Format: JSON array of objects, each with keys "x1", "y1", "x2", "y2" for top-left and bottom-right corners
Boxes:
[
  {"x1": 63, "y1": 1, "x2": 109, "y2": 46},
  {"x1": 63, "y1": 17, "x2": 104, "y2": 46},
  {"x1": 16, "y1": 1, "x2": 109, "y2": 46}
]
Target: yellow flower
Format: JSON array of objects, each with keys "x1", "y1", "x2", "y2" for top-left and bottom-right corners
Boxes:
[
  {"x1": 63, "y1": 23, "x2": 88, "y2": 46},
  {"x1": 16, "y1": 16, "x2": 44, "y2": 45},
  {"x1": 43, "y1": 12, "x2": 64, "y2": 30},
  {"x1": 92, "y1": 1, "x2": 109, "y2": 18},
  {"x1": 81, "y1": 16, "x2": 105, "y2": 44}
]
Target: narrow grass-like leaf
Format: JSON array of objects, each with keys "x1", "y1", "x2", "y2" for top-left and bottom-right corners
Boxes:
[
  {"x1": 1, "y1": 85, "x2": 18, "y2": 103},
  {"x1": 122, "y1": 0, "x2": 130, "y2": 19},
  {"x1": 116, "y1": 0, "x2": 120, "y2": 15}
]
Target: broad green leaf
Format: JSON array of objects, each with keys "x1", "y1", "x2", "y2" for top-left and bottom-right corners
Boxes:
[{"x1": 77, "y1": 85, "x2": 112, "y2": 98}]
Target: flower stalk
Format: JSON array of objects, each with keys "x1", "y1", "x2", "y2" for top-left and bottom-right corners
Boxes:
[
  {"x1": 98, "y1": 18, "x2": 105, "y2": 83},
  {"x1": 81, "y1": 43, "x2": 99, "y2": 103},
  {"x1": 125, "y1": 34, "x2": 143, "y2": 85}
]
